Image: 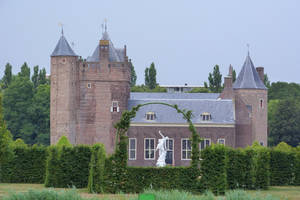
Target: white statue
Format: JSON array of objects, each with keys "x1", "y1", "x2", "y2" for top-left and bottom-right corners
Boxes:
[{"x1": 155, "y1": 130, "x2": 169, "y2": 167}]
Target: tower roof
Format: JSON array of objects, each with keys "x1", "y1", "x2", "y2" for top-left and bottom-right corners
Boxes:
[
  {"x1": 51, "y1": 34, "x2": 77, "y2": 57},
  {"x1": 233, "y1": 54, "x2": 267, "y2": 90},
  {"x1": 87, "y1": 30, "x2": 124, "y2": 62}
]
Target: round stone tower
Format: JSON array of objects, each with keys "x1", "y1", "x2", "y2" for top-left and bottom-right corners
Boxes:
[{"x1": 50, "y1": 30, "x2": 78, "y2": 144}]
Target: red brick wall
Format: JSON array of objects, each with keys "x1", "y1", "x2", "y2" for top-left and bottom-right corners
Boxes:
[{"x1": 127, "y1": 125, "x2": 235, "y2": 167}]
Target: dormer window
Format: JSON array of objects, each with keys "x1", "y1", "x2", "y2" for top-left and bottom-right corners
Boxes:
[
  {"x1": 201, "y1": 112, "x2": 212, "y2": 121},
  {"x1": 111, "y1": 101, "x2": 119, "y2": 112},
  {"x1": 146, "y1": 112, "x2": 156, "y2": 121}
]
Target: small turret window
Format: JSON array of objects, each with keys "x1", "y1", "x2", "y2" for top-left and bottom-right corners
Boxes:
[
  {"x1": 201, "y1": 112, "x2": 212, "y2": 121},
  {"x1": 111, "y1": 101, "x2": 119, "y2": 112},
  {"x1": 87, "y1": 83, "x2": 92, "y2": 88},
  {"x1": 260, "y1": 99, "x2": 263, "y2": 109},
  {"x1": 146, "y1": 112, "x2": 156, "y2": 121}
]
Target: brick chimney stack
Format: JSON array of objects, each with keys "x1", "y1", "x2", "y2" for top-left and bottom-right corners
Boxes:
[{"x1": 256, "y1": 67, "x2": 264, "y2": 82}]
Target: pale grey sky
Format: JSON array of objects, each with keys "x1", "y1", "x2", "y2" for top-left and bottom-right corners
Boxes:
[{"x1": 0, "y1": 0, "x2": 299, "y2": 85}]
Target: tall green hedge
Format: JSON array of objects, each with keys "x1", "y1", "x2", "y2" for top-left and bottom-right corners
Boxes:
[
  {"x1": 254, "y1": 147, "x2": 270, "y2": 190},
  {"x1": 294, "y1": 151, "x2": 300, "y2": 185},
  {"x1": 226, "y1": 148, "x2": 254, "y2": 189},
  {"x1": 270, "y1": 150, "x2": 295, "y2": 185},
  {"x1": 45, "y1": 145, "x2": 91, "y2": 188},
  {"x1": 1, "y1": 145, "x2": 47, "y2": 183},
  {"x1": 200, "y1": 144, "x2": 226, "y2": 195},
  {"x1": 124, "y1": 167, "x2": 199, "y2": 193},
  {"x1": 88, "y1": 144, "x2": 106, "y2": 193}
]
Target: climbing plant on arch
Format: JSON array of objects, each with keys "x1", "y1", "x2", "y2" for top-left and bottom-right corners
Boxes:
[{"x1": 114, "y1": 102, "x2": 201, "y2": 168}]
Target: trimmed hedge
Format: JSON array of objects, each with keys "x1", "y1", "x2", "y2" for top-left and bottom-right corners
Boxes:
[
  {"x1": 45, "y1": 145, "x2": 91, "y2": 188},
  {"x1": 270, "y1": 150, "x2": 295, "y2": 185},
  {"x1": 226, "y1": 148, "x2": 254, "y2": 189},
  {"x1": 125, "y1": 167, "x2": 199, "y2": 193},
  {"x1": 200, "y1": 144, "x2": 226, "y2": 195},
  {"x1": 295, "y1": 152, "x2": 300, "y2": 185},
  {"x1": 88, "y1": 144, "x2": 106, "y2": 193},
  {"x1": 254, "y1": 147, "x2": 270, "y2": 189},
  {"x1": 1, "y1": 145, "x2": 47, "y2": 183}
]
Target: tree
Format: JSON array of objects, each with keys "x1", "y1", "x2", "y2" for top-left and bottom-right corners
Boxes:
[
  {"x1": 144, "y1": 68, "x2": 149, "y2": 87},
  {"x1": 148, "y1": 62, "x2": 157, "y2": 89},
  {"x1": 208, "y1": 65, "x2": 222, "y2": 93},
  {"x1": 29, "y1": 84, "x2": 50, "y2": 145},
  {"x1": 189, "y1": 87, "x2": 210, "y2": 93},
  {"x1": 56, "y1": 135, "x2": 72, "y2": 147},
  {"x1": 32, "y1": 65, "x2": 39, "y2": 89},
  {"x1": 269, "y1": 98, "x2": 300, "y2": 147},
  {"x1": 2, "y1": 76, "x2": 34, "y2": 142},
  {"x1": 0, "y1": 94, "x2": 13, "y2": 164},
  {"x1": 264, "y1": 74, "x2": 271, "y2": 88},
  {"x1": 232, "y1": 69, "x2": 236, "y2": 83},
  {"x1": 18, "y1": 62, "x2": 30, "y2": 79},
  {"x1": 130, "y1": 64, "x2": 137, "y2": 87},
  {"x1": 268, "y1": 82, "x2": 300, "y2": 101},
  {"x1": 38, "y1": 68, "x2": 47, "y2": 85},
  {"x1": 2, "y1": 63, "x2": 12, "y2": 89}
]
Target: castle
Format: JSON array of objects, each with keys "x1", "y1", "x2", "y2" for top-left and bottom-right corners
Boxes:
[{"x1": 50, "y1": 28, "x2": 267, "y2": 166}]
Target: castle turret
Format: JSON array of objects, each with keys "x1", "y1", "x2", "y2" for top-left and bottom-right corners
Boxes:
[
  {"x1": 77, "y1": 27, "x2": 131, "y2": 153},
  {"x1": 233, "y1": 53, "x2": 267, "y2": 147},
  {"x1": 50, "y1": 30, "x2": 78, "y2": 144}
]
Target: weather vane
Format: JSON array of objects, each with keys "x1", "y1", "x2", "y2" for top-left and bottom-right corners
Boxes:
[{"x1": 58, "y1": 22, "x2": 64, "y2": 35}]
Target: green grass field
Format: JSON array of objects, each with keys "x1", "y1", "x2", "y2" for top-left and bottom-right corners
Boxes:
[{"x1": 0, "y1": 183, "x2": 299, "y2": 200}]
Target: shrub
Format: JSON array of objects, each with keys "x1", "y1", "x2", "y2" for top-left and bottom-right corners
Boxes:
[
  {"x1": 254, "y1": 146, "x2": 270, "y2": 189},
  {"x1": 45, "y1": 145, "x2": 91, "y2": 188},
  {"x1": 88, "y1": 143, "x2": 106, "y2": 193},
  {"x1": 125, "y1": 167, "x2": 199, "y2": 193},
  {"x1": 1, "y1": 145, "x2": 47, "y2": 183},
  {"x1": 45, "y1": 146, "x2": 60, "y2": 187},
  {"x1": 56, "y1": 135, "x2": 72, "y2": 147},
  {"x1": 295, "y1": 150, "x2": 300, "y2": 185},
  {"x1": 226, "y1": 148, "x2": 253, "y2": 189},
  {"x1": 270, "y1": 149, "x2": 295, "y2": 185},
  {"x1": 2, "y1": 189, "x2": 97, "y2": 200},
  {"x1": 200, "y1": 144, "x2": 226, "y2": 195}
]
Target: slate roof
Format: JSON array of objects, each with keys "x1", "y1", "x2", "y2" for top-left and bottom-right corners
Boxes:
[
  {"x1": 130, "y1": 92, "x2": 220, "y2": 100},
  {"x1": 233, "y1": 54, "x2": 266, "y2": 89},
  {"x1": 87, "y1": 31, "x2": 125, "y2": 62},
  {"x1": 51, "y1": 35, "x2": 77, "y2": 57},
  {"x1": 128, "y1": 93, "x2": 234, "y2": 124}
]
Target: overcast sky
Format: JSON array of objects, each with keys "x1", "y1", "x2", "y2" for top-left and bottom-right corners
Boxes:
[{"x1": 0, "y1": 0, "x2": 299, "y2": 85}]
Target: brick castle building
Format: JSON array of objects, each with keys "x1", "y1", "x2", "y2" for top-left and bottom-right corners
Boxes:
[{"x1": 50, "y1": 28, "x2": 267, "y2": 166}]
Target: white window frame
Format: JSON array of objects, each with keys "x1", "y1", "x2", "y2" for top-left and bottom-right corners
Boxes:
[
  {"x1": 144, "y1": 138, "x2": 155, "y2": 160},
  {"x1": 128, "y1": 138, "x2": 136, "y2": 160},
  {"x1": 181, "y1": 138, "x2": 192, "y2": 160},
  {"x1": 146, "y1": 112, "x2": 156, "y2": 121},
  {"x1": 200, "y1": 138, "x2": 211, "y2": 150},
  {"x1": 166, "y1": 138, "x2": 174, "y2": 165},
  {"x1": 87, "y1": 83, "x2": 92, "y2": 88},
  {"x1": 217, "y1": 138, "x2": 226, "y2": 145},
  {"x1": 110, "y1": 101, "x2": 119, "y2": 113}
]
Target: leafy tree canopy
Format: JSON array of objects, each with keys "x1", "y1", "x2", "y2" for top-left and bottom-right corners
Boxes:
[
  {"x1": 130, "y1": 64, "x2": 137, "y2": 87},
  {"x1": 208, "y1": 65, "x2": 222, "y2": 93}
]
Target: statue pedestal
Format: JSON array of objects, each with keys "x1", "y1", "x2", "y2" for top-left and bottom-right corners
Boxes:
[{"x1": 156, "y1": 159, "x2": 166, "y2": 167}]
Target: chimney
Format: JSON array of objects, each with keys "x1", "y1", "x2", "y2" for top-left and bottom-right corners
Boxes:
[
  {"x1": 224, "y1": 76, "x2": 232, "y2": 89},
  {"x1": 256, "y1": 67, "x2": 264, "y2": 82}
]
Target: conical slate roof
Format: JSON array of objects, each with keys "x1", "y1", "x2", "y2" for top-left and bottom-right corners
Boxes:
[
  {"x1": 87, "y1": 31, "x2": 124, "y2": 62},
  {"x1": 51, "y1": 35, "x2": 77, "y2": 57},
  {"x1": 233, "y1": 54, "x2": 267, "y2": 90}
]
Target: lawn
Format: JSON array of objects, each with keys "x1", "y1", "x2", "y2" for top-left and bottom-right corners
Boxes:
[{"x1": 0, "y1": 183, "x2": 299, "y2": 200}]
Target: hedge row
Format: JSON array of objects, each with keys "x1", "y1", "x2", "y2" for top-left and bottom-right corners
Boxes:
[
  {"x1": 45, "y1": 145, "x2": 91, "y2": 188},
  {"x1": 0, "y1": 145, "x2": 47, "y2": 183}
]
